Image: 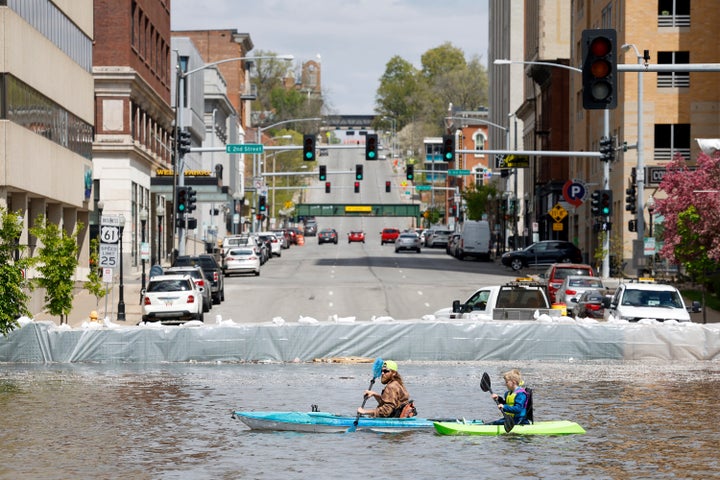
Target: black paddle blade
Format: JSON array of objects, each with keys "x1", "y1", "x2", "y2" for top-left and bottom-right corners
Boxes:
[
  {"x1": 503, "y1": 413, "x2": 515, "y2": 433},
  {"x1": 480, "y1": 372, "x2": 491, "y2": 393}
]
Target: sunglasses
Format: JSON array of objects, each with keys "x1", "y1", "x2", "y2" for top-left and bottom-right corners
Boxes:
[{"x1": 382, "y1": 369, "x2": 391, "y2": 373}]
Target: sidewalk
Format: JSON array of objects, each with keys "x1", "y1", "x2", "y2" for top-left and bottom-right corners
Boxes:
[{"x1": 32, "y1": 271, "x2": 145, "y2": 328}]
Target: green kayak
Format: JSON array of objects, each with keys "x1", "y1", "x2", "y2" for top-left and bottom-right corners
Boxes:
[{"x1": 434, "y1": 420, "x2": 585, "y2": 436}]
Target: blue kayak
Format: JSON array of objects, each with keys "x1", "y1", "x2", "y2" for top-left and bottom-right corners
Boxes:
[{"x1": 232, "y1": 411, "x2": 483, "y2": 433}]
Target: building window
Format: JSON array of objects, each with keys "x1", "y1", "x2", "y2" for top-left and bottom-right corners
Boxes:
[
  {"x1": 657, "y1": 51, "x2": 690, "y2": 88},
  {"x1": 654, "y1": 123, "x2": 690, "y2": 161},
  {"x1": 658, "y1": 0, "x2": 691, "y2": 27},
  {"x1": 473, "y1": 132, "x2": 487, "y2": 157}
]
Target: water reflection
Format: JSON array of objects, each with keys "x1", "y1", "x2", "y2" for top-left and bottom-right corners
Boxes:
[{"x1": 0, "y1": 361, "x2": 718, "y2": 479}]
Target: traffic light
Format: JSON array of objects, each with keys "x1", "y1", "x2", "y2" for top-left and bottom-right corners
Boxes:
[
  {"x1": 406, "y1": 164, "x2": 414, "y2": 181},
  {"x1": 354, "y1": 181, "x2": 360, "y2": 193},
  {"x1": 628, "y1": 219, "x2": 637, "y2": 232},
  {"x1": 258, "y1": 195, "x2": 267, "y2": 212},
  {"x1": 325, "y1": 182, "x2": 331, "y2": 194},
  {"x1": 599, "y1": 136, "x2": 615, "y2": 162},
  {"x1": 590, "y1": 189, "x2": 601, "y2": 215},
  {"x1": 178, "y1": 129, "x2": 191, "y2": 156},
  {"x1": 186, "y1": 187, "x2": 197, "y2": 213},
  {"x1": 442, "y1": 134, "x2": 455, "y2": 162},
  {"x1": 581, "y1": 29, "x2": 618, "y2": 110},
  {"x1": 176, "y1": 186, "x2": 188, "y2": 214},
  {"x1": 625, "y1": 184, "x2": 637, "y2": 212},
  {"x1": 365, "y1": 133, "x2": 378, "y2": 160},
  {"x1": 319, "y1": 165, "x2": 327, "y2": 181},
  {"x1": 385, "y1": 181, "x2": 391, "y2": 193},
  {"x1": 355, "y1": 164, "x2": 363, "y2": 180},
  {"x1": 600, "y1": 189, "x2": 613, "y2": 216},
  {"x1": 303, "y1": 134, "x2": 316, "y2": 161}
]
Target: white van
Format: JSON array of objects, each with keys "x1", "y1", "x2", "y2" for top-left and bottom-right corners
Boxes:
[{"x1": 457, "y1": 220, "x2": 491, "y2": 261}]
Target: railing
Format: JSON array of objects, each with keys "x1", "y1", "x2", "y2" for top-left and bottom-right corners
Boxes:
[
  {"x1": 658, "y1": 14, "x2": 690, "y2": 28},
  {"x1": 653, "y1": 148, "x2": 691, "y2": 162}
]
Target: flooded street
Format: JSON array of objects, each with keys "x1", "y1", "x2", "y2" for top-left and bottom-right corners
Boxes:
[{"x1": 1, "y1": 360, "x2": 718, "y2": 479}]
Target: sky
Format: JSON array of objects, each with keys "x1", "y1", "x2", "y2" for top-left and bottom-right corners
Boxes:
[{"x1": 171, "y1": 0, "x2": 489, "y2": 114}]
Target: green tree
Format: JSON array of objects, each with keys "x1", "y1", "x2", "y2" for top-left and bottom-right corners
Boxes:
[
  {"x1": 84, "y1": 237, "x2": 106, "y2": 307},
  {"x1": 29, "y1": 216, "x2": 81, "y2": 325},
  {"x1": 0, "y1": 208, "x2": 32, "y2": 335},
  {"x1": 462, "y1": 183, "x2": 496, "y2": 221},
  {"x1": 375, "y1": 56, "x2": 424, "y2": 129}
]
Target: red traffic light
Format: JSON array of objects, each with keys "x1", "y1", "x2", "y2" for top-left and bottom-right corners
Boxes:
[
  {"x1": 325, "y1": 182, "x2": 331, "y2": 193},
  {"x1": 353, "y1": 181, "x2": 360, "y2": 193},
  {"x1": 581, "y1": 29, "x2": 617, "y2": 110},
  {"x1": 385, "y1": 181, "x2": 391, "y2": 193}
]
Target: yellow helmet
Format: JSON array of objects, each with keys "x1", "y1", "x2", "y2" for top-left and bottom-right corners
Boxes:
[{"x1": 89, "y1": 310, "x2": 98, "y2": 320}]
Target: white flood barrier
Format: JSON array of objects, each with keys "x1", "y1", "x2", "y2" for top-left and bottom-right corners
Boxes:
[{"x1": 1, "y1": 318, "x2": 719, "y2": 363}]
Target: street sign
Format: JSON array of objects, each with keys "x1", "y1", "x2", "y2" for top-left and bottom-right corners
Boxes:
[
  {"x1": 549, "y1": 203, "x2": 568, "y2": 223},
  {"x1": 226, "y1": 143, "x2": 264, "y2": 154},
  {"x1": 504, "y1": 155, "x2": 530, "y2": 168},
  {"x1": 102, "y1": 268, "x2": 113, "y2": 284},
  {"x1": 415, "y1": 185, "x2": 431, "y2": 191},
  {"x1": 140, "y1": 242, "x2": 150, "y2": 261},
  {"x1": 99, "y1": 243, "x2": 119, "y2": 268},
  {"x1": 448, "y1": 169, "x2": 471, "y2": 175}
]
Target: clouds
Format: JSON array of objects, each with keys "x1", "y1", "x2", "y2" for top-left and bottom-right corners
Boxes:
[{"x1": 172, "y1": 0, "x2": 488, "y2": 113}]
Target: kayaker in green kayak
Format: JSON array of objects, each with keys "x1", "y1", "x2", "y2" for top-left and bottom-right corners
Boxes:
[
  {"x1": 489, "y1": 369, "x2": 530, "y2": 425},
  {"x1": 357, "y1": 360, "x2": 415, "y2": 418}
]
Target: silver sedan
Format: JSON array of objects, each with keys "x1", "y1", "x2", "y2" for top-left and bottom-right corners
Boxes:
[{"x1": 394, "y1": 233, "x2": 422, "y2": 253}]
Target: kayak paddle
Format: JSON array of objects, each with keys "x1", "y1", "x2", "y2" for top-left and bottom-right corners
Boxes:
[
  {"x1": 347, "y1": 357, "x2": 384, "y2": 433},
  {"x1": 481, "y1": 372, "x2": 514, "y2": 433}
]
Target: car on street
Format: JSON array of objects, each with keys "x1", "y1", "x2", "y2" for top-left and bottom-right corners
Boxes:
[
  {"x1": 222, "y1": 234, "x2": 260, "y2": 257},
  {"x1": 542, "y1": 263, "x2": 596, "y2": 303},
  {"x1": 554, "y1": 275, "x2": 605, "y2": 306},
  {"x1": 318, "y1": 228, "x2": 339, "y2": 244},
  {"x1": 446, "y1": 233, "x2": 462, "y2": 256},
  {"x1": 164, "y1": 266, "x2": 212, "y2": 312},
  {"x1": 348, "y1": 230, "x2": 365, "y2": 243},
  {"x1": 223, "y1": 247, "x2": 261, "y2": 276},
  {"x1": 141, "y1": 274, "x2": 205, "y2": 324},
  {"x1": 271, "y1": 229, "x2": 292, "y2": 249},
  {"x1": 380, "y1": 228, "x2": 400, "y2": 245},
  {"x1": 501, "y1": 241, "x2": 583, "y2": 271},
  {"x1": 603, "y1": 280, "x2": 701, "y2": 323},
  {"x1": 172, "y1": 254, "x2": 225, "y2": 304},
  {"x1": 304, "y1": 219, "x2": 318, "y2": 236},
  {"x1": 395, "y1": 232, "x2": 422, "y2": 253},
  {"x1": 426, "y1": 229, "x2": 452, "y2": 248},
  {"x1": 570, "y1": 290, "x2": 607, "y2": 319},
  {"x1": 257, "y1": 232, "x2": 282, "y2": 257}
]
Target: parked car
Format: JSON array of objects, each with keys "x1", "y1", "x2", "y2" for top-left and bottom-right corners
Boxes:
[
  {"x1": 318, "y1": 228, "x2": 339, "y2": 244},
  {"x1": 456, "y1": 220, "x2": 492, "y2": 261},
  {"x1": 224, "y1": 247, "x2": 261, "y2": 276},
  {"x1": 541, "y1": 263, "x2": 596, "y2": 303},
  {"x1": 380, "y1": 228, "x2": 400, "y2": 245},
  {"x1": 395, "y1": 232, "x2": 422, "y2": 253},
  {"x1": 555, "y1": 275, "x2": 605, "y2": 306},
  {"x1": 164, "y1": 266, "x2": 212, "y2": 312},
  {"x1": 257, "y1": 232, "x2": 282, "y2": 257},
  {"x1": 426, "y1": 229, "x2": 452, "y2": 248},
  {"x1": 603, "y1": 280, "x2": 701, "y2": 323},
  {"x1": 141, "y1": 274, "x2": 204, "y2": 324},
  {"x1": 446, "y1": 233, "x2": 462, "y2": 256},
  {"x1": 501, "y1": 241, "x2": 583, "y2": 271},
  {"x1": 222, "y1": 234, "x2": 259, "y2": 256},
  {"x1": 271, "y1": 229, "x2": 291, "y2": 249},
  {"x1": 286, "y1": 227, "x2": 300, "y2": 245},
  {"x1": 348, "y1": 230, "x2": 366, "y2": 243},
  {"x1": 570, "y1": 290, "x2": 607, "y2": 319},
  {"x1": 172, "y1": 254, "x2": 225, "y2": 304},
  {"x1": 250, "y1": 233, "x2": 271, "y2": 264}
]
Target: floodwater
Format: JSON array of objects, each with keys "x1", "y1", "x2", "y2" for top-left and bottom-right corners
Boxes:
[{"x1": 1, "y1": 360, "x2": 718, "y2": 479}]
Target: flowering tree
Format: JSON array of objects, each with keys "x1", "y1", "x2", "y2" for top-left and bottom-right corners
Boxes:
[{"x1": 656, "y1": 152, "x2": 720, "y2": 282}]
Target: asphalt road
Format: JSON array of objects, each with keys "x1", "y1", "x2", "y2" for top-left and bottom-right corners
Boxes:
[{"x1": 210, "y1": 147, "x2": 520, "y2": 324}]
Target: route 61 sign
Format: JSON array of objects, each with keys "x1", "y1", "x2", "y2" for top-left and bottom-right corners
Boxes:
[{"x1": 99, "y1": 224, "x2": 120, "y2": 267}]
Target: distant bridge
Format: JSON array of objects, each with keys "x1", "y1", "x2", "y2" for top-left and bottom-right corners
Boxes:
[{"x1": 323, "y1": 115, "x2": 376, "y2": 129}]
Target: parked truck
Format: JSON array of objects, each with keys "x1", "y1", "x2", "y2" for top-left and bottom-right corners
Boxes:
[{"x1": 434, "y1": 279, "x2": 560, "y2": 321}]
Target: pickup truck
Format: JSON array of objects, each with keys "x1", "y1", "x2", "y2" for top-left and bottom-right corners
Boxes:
[
  {"x1": 434, "y1": 280, "x2": 559, "y2": 321},
  {"x1": 172, "y1": 254, "x2": 225, "y2": 305}
]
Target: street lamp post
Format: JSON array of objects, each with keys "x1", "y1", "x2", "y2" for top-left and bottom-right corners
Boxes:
[
  {"x1": 117, "y1": 214, "x2": 126, "y2": 321},
  {"x1": 139, "y1": 208, "x2": 148, "y2": 303},
  {"x1": 175, "y1": 54, "x2": 294, "y2": 254},
  {"x1": 156, "y1": 203, "x2": 165, "y2": 265}
]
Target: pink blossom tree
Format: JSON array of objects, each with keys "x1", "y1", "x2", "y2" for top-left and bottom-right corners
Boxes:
[{"x1": 656, "y1": 152, "x2": 720, "y2": 281}]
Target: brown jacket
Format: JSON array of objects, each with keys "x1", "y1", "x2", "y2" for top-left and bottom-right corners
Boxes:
[{"x1": 373, "y1": 379, "x2": 409, "y2": 418}]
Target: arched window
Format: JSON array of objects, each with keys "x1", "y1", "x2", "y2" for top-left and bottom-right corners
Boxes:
[{"x1": 473, "y1": 131, "x2": 487, "y2": 157}]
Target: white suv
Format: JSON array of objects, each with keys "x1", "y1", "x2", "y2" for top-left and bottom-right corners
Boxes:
[
  {"x1": 141, "y1": 275, "x2": 205, "y2": 324},
  {"x1": 603, "y1": 281, "x2": 700, "y2": 323}
]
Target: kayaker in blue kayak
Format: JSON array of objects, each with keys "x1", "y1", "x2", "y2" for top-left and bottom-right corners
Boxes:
[
  {"x1": 490, "y1": 369, "x2": 530, "y2": 425},
  {"x1": 357, "y1": 360, "x2": 415, "y2": 418}
]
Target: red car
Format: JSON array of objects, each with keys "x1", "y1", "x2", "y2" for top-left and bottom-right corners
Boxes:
[
  {"x1": 348, "y1": 230, "x2": 365, "y2": 243},
  {"x1": 380, "y1": 228, "x2": 400, "y2": 245}
]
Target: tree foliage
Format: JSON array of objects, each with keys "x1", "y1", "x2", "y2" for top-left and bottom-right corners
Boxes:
[
  {"x1": 84, "y1": 237, "x2": 106, "y2": 307},
  {"x1": 29, "y1": 216, "x2": 81, "y2": 324},
  {"x1": 656, "y1": 152, "x2": 720, "y2": 282},
  {"x1": 0, "y1": 208, "x2": 32, "y2": 335}
]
